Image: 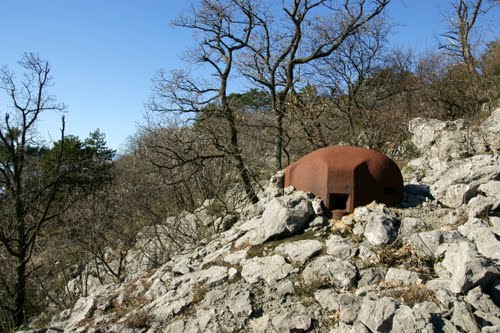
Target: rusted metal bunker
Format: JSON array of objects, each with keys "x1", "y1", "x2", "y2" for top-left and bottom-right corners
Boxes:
[{"x1": 284, "y1": 146, "x2": 404, "y2": 219}]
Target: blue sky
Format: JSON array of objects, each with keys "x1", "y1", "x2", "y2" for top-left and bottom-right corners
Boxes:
[{"x1": 0, "y1": 0, "x2": 498, "y2": 153}]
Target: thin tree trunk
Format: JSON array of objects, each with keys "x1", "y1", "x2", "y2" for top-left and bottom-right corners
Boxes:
[
  {"x1": 275, "y1": 109, "x2": 284, "y2": 171},
  {"x1": 226, "y1": 105, "x2": 259, "y2": 204},
  {"x1": 14, "y1": 252, "x2": 27, "y2": 327},
  {"x1": 14, "y1": 166, "x2": 27, "y2": 328}
]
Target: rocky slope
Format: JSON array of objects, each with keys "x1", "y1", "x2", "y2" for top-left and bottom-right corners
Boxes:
[{"x1": 32, "y1": 109, "x2": 500, "y2": 332}]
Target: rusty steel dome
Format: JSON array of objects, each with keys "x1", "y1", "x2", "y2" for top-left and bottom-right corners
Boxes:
[{"x1": 284, "y1": 146, "x2": 404, "y2": 219}]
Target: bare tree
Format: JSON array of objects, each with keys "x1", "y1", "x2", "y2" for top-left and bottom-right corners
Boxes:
[
  {"x1": 439, "y1": 0, "x2": 499, "y2": 114},
  {"x1": 0, "y1": 53, "x2": 66, "y2": 328},
  {"x1": 440, "y1": 0, "x2": 497, "y2": 80},
  {"x1": 311, "y1": 17, "x2": 390, "y2": 145},
  {"x1": 149, "y1": 0, "x2": 259, "y2": 203},
  {"x1": 239, "y1": 0, "x2": 391, "y2": 169}
]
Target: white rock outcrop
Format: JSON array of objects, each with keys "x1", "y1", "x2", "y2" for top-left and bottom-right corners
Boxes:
[{"x1": 35, "y1": 109, "x2": 500, "y2": 333}]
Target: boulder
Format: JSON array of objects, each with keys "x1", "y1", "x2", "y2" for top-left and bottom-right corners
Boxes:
[
  {"x1": 491, "y1": 216, "x2": 500, "y2": 235},
  {"x1": 170, "y1": 265, "x2": 229, "y2": 290},
  {"x1": 465, "y1": 287, "x2": 499, "y2": 314},
  {"x1": 409, "y1": 118, "x2": 477, "y2": 160},
  {"x1": 440, "y1": 241, "x2": 499, "y2": 294},
  {"x1": 223, "y1": 249, "x2": 248, "y2": 266},
  {"x1": 325, "y1": 234, "x2": 357, "y2": 259},
  {"x1": 478, "y1": 180, "x2": 500, "y2": 200},
  {"x1": 408, "y1": 230, "x2": 463, "y2": 257},
  {"x1": 250, "y1": 310, "x2": 313, "y2": 332},
  {"x1": 330, "y1": 321, "x2": 367, "y2": 333},
  {"x1": 274, "y1": 239, "x2": 323, "y2": 266},
  {"x1": 451, "y1": 301, "x2": 481, "y2": 333},
  {"x1": 384, "y1": 268, "x2": 422, "y2": 285},
  {"x1": 391, "y1": 305, "x2": 434, "y2": 333},
  {"x1": 458, "y1": 218, "x2": 500, "y2": 260},
  {"x1": 314, "y1": 289, "x2": 339, "y2": 311},
  {"x1": 235, "y1": 190, "x2": 315, "y2": 246},
  {"x1": 353, "y1": 203, "x2": 399, "y2": 246},
  {"x1": 302, "y1": 255, "x2": 358, "y2": 289},
  {"x1": 429, "y1": 155, "x2": 500, "y2": 208},
  {"x1": 357, "y1": 296, "x2": 399, "y2": 332},
  {"x1": 408, "y1": 118, "x2": 447, "y2": 154},
  {"x1": 399, "y1": 217, "x2": 425, "y2": 236},
  {"x1": 479, "y1": 107, "x2": 500, "y2": 153},
  {"x1": 466, "y1": 180, "x2": 500, "y2": 218},
  {"x1": 172, "y1": 256, "x2": 195, "y2": 275},
  {"x1": 358, "y1": 267, "x2": 387, "y2": 287},
  {"x1": 241, "y1": 255, "x2": 294, "y2": 285},
  {"x1": 466, "y1": 195, "x2": 499, "y2": 218},
  {"x1": 338, "y1": 292, "x2": 362, "y2": 324}
]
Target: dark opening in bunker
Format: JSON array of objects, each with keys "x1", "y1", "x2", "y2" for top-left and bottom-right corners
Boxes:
[
  {"x1": 384, "y1": 187, "x2": 395, "y2": 196},
  {"x1": 329, "y1": 193, "x2": 349, "y2": 210}
]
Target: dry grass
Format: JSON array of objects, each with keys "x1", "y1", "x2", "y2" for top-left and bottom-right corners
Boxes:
[
  {"x1": 75, "y1": 317, "x2": 94, "y2": 328},
  {"x1": 379, "y1": 283, "x2": 436, "y2": 306},
  {"x1": 295, "y1": 277, "x2": 331, "y2": 298},
  {"x1": 191, "y1": 284, "x2": 209, "y2": 305},
  {"x1": 372, "y1": 242, "x2": 438, "y2": 280},
  {"x1": 124, "y1": 309, "x2": 150, "y2": 329}
]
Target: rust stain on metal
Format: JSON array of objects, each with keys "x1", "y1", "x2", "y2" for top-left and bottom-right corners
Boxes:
[{"x1": 284, "y1": 146, "x2": 404, "y2": 219}]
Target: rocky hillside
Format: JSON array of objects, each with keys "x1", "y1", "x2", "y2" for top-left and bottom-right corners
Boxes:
[{"x1": 31, "y1": 109, "x2": 499, "y2": 333}]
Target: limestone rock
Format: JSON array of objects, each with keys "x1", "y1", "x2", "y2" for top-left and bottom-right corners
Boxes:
[
  {"x1": 409, "y1": 117, "x2": 482, "y2": 160},
  {"x1": 459, "y1": 218, "x2": 500, "y2": 260},
  {"x1": 440, "y1": 241, "x2": 499, "y2": 294},
  {"x1": 491, "y1": 216, "x2": 500, "y2": 235},
  {"x1": 264, "y1": 169, "x2": 285, "y2": 197},
  {"x1": 353, "y1": 203, "x2": 399, "y2": 246},
  {"x1": 399, "y1": 217, "x2": 425, "y2": 236},
  {"x1": 384, "y1": 268, "x2": 422, "y2": 285},
  {"x1": 326, "y1": 234, "x2": 357, "y2": 259},
  {"x1": 329, "y1": 321, "x2": 367, "y2": 333},
  {"x1": 466, "y1": 195, "x2": 499, "y2": 219},
  {"x1": 172, "y1": 257, "x2": 195, "y2": 275},
  {"x1": 358, "y1": 267, "x2": 387, "y2": 287},
  {"x1": 479, "y1": 107, "x2": 500, "y2": 153},
  {"x1": 170, "y1": 265, "x2": 228, "y2": 289},
  {"x1": 314, "y1": 289, "x2": 339, "y2": 311},
  {"x1": 249, "y1": 305, "x2": 313, "y2": 333},
  {"x1": 223, "y1": 249, "x2": 248, "y2": 266},
  {"x1": 451, "y1": 301, "x2": 481, "y2": 333},
  {"x1": 430, "y1": 155, "x2": 500, "y2": 208},
  {"x1": 241, "y1": 255, "x2": 294, "y2": 285},
  {"x1": 302, "y1": 255, "x2": 358, "y2": 288},
  {"x1": 483, "y1": 325, "x2": 500, "y2": 333},
  {"x1": 465, "y1": 286, "x2": 499, "y2": 314},
  {"x1": 364, "y1": 216, "x2": 399, "y2": 246},
  {"x1": 274, "y1": 239, "x2": 323, "y2": 266},
  {"x1": 478, "y1": 180, "x2": 500, "y2": 200},
  {"x1": 357, "y1": 296, "x2": 399, "y2": 332},
  {"x1": 338, "y1": 292, "x2": 362, "y2": 324},
  {"x1": 409, "y1": 118, "x2": 448, "y2": 154},
  {"x1": 408, "y1": 230, "x2": 463, "y2": 257},
  {"x1": 236, "y1": 190, "x2": 315, "y2": 246},
  {"x1": 392, "y1": 305, "x2": 434, "y2": 333},
  {"x1": 40, "y1": 111, "x2": 500, "y2": 333}
]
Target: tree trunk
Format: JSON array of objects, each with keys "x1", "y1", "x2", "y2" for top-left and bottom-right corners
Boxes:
[
  {"x1": 275, "y1": 109, "x2": 284, "y2": 171},
  {"x1": 226, "y1": 106, "x2": 259, "y2": 204},
  {"x1": 14, "y1": 251, "x2": 27, "y2": 328},
  {"x1": 14, "y1": 170, "x2": 28, "y2": 328},
  {"x1": 234, "y1": 154, "x2": 259, "y2": 204}
]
